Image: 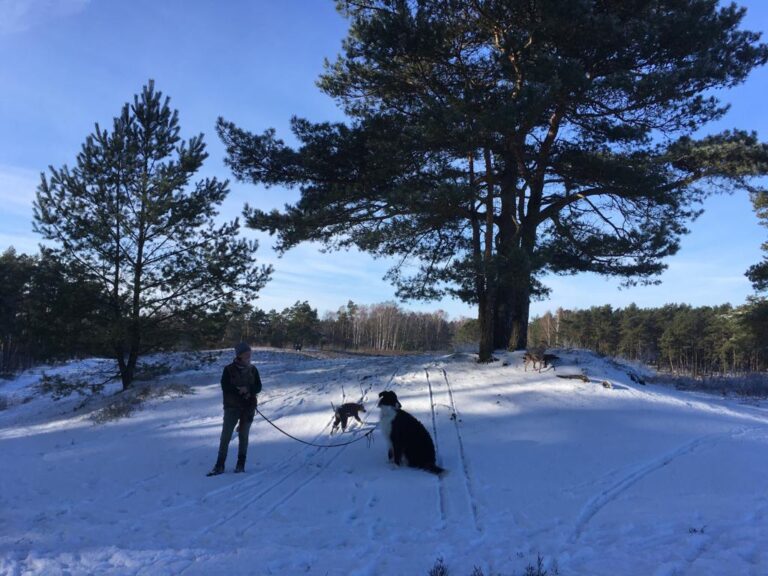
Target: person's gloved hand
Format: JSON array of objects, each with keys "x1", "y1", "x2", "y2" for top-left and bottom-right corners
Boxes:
[{"x1": 238, "y1": 386, "x2": 249, "y2": 397}]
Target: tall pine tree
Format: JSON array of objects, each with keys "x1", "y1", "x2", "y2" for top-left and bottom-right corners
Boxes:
[
  {"x1": 35, "y1": 81, "x2": 271, "y2": 388},
  {"x1": 219, "y1": 1, "x2": 768, "y2": 361},
  {"x1": 746, "y1": 191, "x2": 768, "y2": 292}
]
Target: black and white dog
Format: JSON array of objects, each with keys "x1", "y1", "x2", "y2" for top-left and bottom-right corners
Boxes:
[{"x1": 377, "y1": 390, "x2": 444, "y2": 475}]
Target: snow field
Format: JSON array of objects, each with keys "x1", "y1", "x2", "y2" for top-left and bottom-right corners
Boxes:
[{"x1": 0, "y1": 349, "x2": 767, "y2": 575}]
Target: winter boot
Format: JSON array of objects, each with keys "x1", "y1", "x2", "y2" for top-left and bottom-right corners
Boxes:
[
  {"x1": 234, "y1": 455, "x2": 246, "y2": 473},
  {"x1": 207, "y1": 457, "x2": 226, "y2": 477}
]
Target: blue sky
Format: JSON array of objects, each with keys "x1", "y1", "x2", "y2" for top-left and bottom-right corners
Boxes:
[{"x1": 1, "y1": 0, "x2": 766, "y2": 320}]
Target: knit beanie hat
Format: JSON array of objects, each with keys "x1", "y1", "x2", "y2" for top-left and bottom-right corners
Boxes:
[{"x1": 234, "y1": 342, "x2": 252, "y2": 357}]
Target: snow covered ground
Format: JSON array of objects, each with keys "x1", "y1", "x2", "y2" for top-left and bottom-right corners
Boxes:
[{"x1": 1, "y1": 348, "x2": 767, "y2": 575}]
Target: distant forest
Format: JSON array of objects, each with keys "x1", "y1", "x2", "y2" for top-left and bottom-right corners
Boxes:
[
  {"x1": 0, "y1": 246, "x2": 472, "y2": 373},
  {"x1": 529, "y1": 302, "x2": 768, "y2": 375},
  {"x1": 2, "y1": 242, "x2": 766, "y2": 377},
  {"x1": 223, "y1": 300, "x2": 471, "y2": 354}
]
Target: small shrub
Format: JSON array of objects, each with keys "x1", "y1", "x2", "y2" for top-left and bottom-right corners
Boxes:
[
  {"x1": 136, "y1": 382, "x2": 193, "y2": 401},
  {"x1": 198, "y1": 351, "x2": 220, "y2": 366},
  {"x1": 133, "y1": 362, "x2": 172, "y2": 381},
  {"x1": 90, "y1": 395, "x2": 141, "y2": 423},
  {"x1": 425, "y1": 555, "x2": 559, "y2": 576},
  {"x1": 37, "y1": 373, "x2": 106, "y2": 400},
  {"x1": 524, "y1": 555, "x2": 559, "y2": 576},
  {"x1": 428, "y1": 557, "x2": 449, "y2": 576},
  {"x1": 90, "y1": 382, "x2": 193, "y2": 424}
]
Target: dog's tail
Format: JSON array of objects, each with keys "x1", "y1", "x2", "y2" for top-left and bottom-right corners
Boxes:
[{"x1": 423, "y1": 463, "x2": 446, "y2": 476}]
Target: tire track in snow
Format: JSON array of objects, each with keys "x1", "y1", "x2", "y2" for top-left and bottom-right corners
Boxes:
[
  {"x1": 424, "y1": 369, "x2": 448, "y2": 527},
  {"x1": 73, "y1": 384, "x2": 327, "y2": 511},
  {"x1": 441, "y1": 367, "x2": 482, "y2": 533},
  {"x1": 200, "y1": 408, "x2": 336, "y2": 502},
  {"x1": 424, "y1": 367, "x2": 481, "y2": 533},
  {"x1": 569, "y1": 429, "x2": 743, "y2": 543},
  {"x1": 118, "y1": 389, "x2": 318, "y2": 502},
  {"x1": 197, "y1": 417, "x2": 339, "y2": 535},
  {"x1": 142, "y1": 382, "x2": 341, "y2": 521}
]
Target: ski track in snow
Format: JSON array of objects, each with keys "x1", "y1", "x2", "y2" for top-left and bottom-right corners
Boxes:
[
  {"x1": 424, "y1": 368, "x2": 448, "y2": 526},
  {"x1": 135, "y1": 386, "x2": 338, "y2": 520},
  {"x1": 440, "y1": 366, "x2": 482, "y2": 533},
  {"x1": 424, "y1": 367, "x2": 482, "y2": 534},
  {"x1": 568, "y1": 427, "x2": 745, "y2": 544}
]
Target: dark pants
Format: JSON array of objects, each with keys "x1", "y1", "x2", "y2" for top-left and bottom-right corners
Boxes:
[{"x1": 216, "y1": 406, "x2": 255, "y2": 463}]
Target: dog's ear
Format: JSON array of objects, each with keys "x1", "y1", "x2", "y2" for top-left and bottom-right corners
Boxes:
[{"x1": 378, "y1": 391, "x2": 385, "y2": 398}]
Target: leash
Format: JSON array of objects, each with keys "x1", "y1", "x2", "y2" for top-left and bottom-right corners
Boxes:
[{"x1": 255, "y1": 407, "x2": 376, "y2": 448}]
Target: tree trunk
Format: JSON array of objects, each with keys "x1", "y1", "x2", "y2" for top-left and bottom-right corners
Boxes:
[
  {"x1": 120, "y1": 350, "x2": 137, "y2": 390},
  {"x1": 478, "y1": 292, "x2": 495, "y2": 362},
  {"x1": 116, "y1": 325, "x2": 141, "y2": 390},
  {"x1": 493, "y1": 179, "x2": 518, "y2": 350},
  {"x1": 508, "y1": 283, "x2": 531, "y2": 351},
  {"x1": 494, "y1": 242, "x2": 533, "y2": 351},
  {"x1": 124, "y1": 340, "x2": 139, "y2": 390},
  {"x1": 493, "y1": 286, "x2": 513, "y2": 350},
  {"x1": 477, "y1": 147, "x2": 497, "y2": 363}
]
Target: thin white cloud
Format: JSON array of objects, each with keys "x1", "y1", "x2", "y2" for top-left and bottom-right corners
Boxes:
[{"x1": 0, "y1": 0, "x2": 90, "y2": 36}]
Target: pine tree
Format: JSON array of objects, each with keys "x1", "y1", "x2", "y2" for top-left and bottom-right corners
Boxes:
[
  {"x1": 0, "y1": 248, "x2": 36, "y2": 372},
  {"x1": 0, "y1": 248, "x2": 106, "y2": 372},
  {"x1": 218, "y1": 1, "x2": 768, "y2": 361},
  {"x1": 746, "y1": 191, "x2": 768, "y2": 292},
  {"x1": 34, "y1": 81, "x2": 271, "y2": 389},
  {"x1": 283, "y1": 301, "x2": 321, "y2": 347}
]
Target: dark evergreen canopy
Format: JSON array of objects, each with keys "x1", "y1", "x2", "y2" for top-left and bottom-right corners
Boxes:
[
  {"x1": 219, "y1": 0, "x2": 768, "y2": 360},
  {"x1": 747, "y1": 190, "x2": 768, "y2": 291}
]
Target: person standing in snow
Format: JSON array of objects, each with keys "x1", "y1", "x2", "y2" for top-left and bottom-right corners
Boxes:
[{"x1": 207, "y1": 343, "x2": 262, "y2": 476}]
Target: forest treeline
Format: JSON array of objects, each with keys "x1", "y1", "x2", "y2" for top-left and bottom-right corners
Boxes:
[
  {"x1": 3, "y1": 246, "x2": 767, "y2": 377},
  {"x1": 529, "y1": 302, "x2": 768, "y2": 375},
  {"x1": 222, "y1": 300, "x2": 475, "y2": 353},
  {"x1": 0, "y1": 246, "x2": 475, "y2": 373}
]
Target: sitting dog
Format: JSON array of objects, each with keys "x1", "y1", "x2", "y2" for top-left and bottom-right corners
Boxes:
[
  {"x1": 331, "y1": 402, "x2": 366, "y2": 434},
  {"x1": 377, "y1": 391, "x2": 444, "y2": 475}
]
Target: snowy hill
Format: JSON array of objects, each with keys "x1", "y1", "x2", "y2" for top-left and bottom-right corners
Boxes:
[{"x1": 1, "y1": 349, "x2": 767, "y2": 575}]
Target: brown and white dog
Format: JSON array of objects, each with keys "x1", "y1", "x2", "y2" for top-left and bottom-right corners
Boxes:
[{"x1": 331, "y1": 402, "x2": 366, "y2": 434}]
